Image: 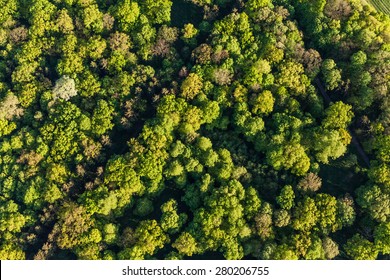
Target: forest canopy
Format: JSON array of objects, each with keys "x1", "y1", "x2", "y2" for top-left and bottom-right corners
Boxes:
[{"x1": 0, "y1": 0, "x2": 389, "y2": 260}]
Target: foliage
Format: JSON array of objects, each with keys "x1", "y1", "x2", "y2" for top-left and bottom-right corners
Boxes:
[{"x1": 0, "y1": 0, "x2": 388, "y2": 260}]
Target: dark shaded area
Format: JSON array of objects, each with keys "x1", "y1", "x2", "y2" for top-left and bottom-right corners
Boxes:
[{"x1": 171, "y1": 0, "x2": 204, "y2": 27}]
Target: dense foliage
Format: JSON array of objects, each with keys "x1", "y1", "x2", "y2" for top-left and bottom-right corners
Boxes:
[{"x1": 0, "y1": 0, "x2": 389, "y2": 260}]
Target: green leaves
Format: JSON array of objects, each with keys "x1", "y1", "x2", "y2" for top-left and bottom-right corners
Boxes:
[
  {"x1": 267, "y1": 142, "x2": 310, "y2": 175},
  {"x1": 250, "y1": 90, "x2": 275, "y2": 115},
  {"x1": 172, "y1": 232, "x2": 198, "y2": 256},
  {"x1": 0, "y1": 0, "x2": 388, "y2": 261},
  {"x1": 374, "y1": 222, "x2": 390, "y2": 255},
  {"x1": 276, "y1": 185, "x2": 295, "y2": 210},
  {"x1": 140, "y1": 0, "x2": 172, "y2": 25},
  {"x1": 321, "y1": 59, "x2": 342, "y2": 91},
  {"x1": 356, "y1": 185, "x2": 390, "y2": 223},
  {"x1": 160, "y1": 199, "x2": 187, "y2": 234},
  {"x1": 292, "y1": 197, "x2": 319, "y2": 232},
  {"x1": 0, "y1": 200, "x2": 28, "y2": 234},
  {"x1": 344, "y1": 234, "x2": 378, "y2": 260},
  {"x1": 118, "y1": 220, "x2": 168, "y2": 260},
  {"x1": 322, "y1": 101, "x2": 354, "y2": 130},
  {"x1": 180, "y1": 73, "x2": 203, "y2": 100},
  {"x1": 91, "y1": 100, "x2": 114, "y2": 136},
  {"x1": 276, "y1": 61, "x2": 309, "y2": 95}
]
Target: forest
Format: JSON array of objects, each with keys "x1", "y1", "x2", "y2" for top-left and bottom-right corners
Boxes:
[{"x1": 0, "y1": 0, "x2": 389, "y2": 260}]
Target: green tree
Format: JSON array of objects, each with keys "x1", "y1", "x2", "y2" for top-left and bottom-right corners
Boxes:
[
  {"x1": 0, "y1": 199, "x2": 27, "y2": 234},
  {"x1": 356, "y1": 185, "x2": 390, "y2": 223},
  {"x1": 91, "y1": 100, "x2": 114, "y2": 136},
  {"x1": 267, "y1": 142, "x2": 310, "y2": 175},
  {"x1": 274, "y1": 209, "x2": 291, "y2": 227},
  {"x1": 160, "y1": 199, "x2": 187, "y2": 234},
  {"x1": 374, "y1": 222, "x2": 390, "y2": 255},
  {"x1": 312, "y1": 129, "x2": 351, "y2": 164},
  {"x1": 276, "y1": 61, "x2": 309, "y2": 95},
  {"x1": 118, "y1": 220, "x2": 168, "y2": 259},
  {"x1": 322, "y1": 101, "x2": 354, "y2": 130},
  {"x1": 321, "y1": 59, "x2": 342, "y2": 91},
  {"x1": 292, "y1": 197, "x2": 319, "y2": 232},
  {"x1": 180, "y1": 73, "x2": 203, "y2": 100},
  {"x1": 140, "y1": 0, "x2": 172, "y2": 25},
  {"x1": 133, "y1": 198, "x2": 154, "y2": 217},
  {"x1": 250, "y1": 90, "x2": 274, "y2": 115},
  {"x1": 344, "y1": 234, "x2": 378, "y2": 260},
  {"x1": 172, "y1": 232, "x2": 198, "y2": 257},
  {"x1": 0, "y1": 243, "x2": 25, "y2": 260},
  {"x1": 113, "y1": 0, "x2": 140, "y2": 32},
  {"x1": 276, "y1": 185, "x2": 295, "y2": 210},
  {"x1": 314, "y1": 193, "x2": 337, "y2": 233}
]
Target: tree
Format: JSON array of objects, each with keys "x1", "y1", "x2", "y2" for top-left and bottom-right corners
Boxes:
[
  {"x1": 297, "y1": 173, "x2": 322, "y2": 193},
  {"x1": 356, "y1": 185, "x2": 390, "y2": 223},
  {"x1": 133, "y1": 198, "x2": 154, "y2": 217},
  {"x1": 322, "y1": 101, "x2": 354, "y2": 130},
  {"x1": 140, "y1": 0, "x2": 172, "y2": 25},
  {"x1": 323, "y1": 0, "x2": 352, "y2": 20},
  {"x1": 160, "y1": 199, "x2": 187, "y2": 234},
  {"x1": 91, "y1": 100, "x2": 114, "y2": 136},
  {"x1": 113, "y1": 0, "x2": 140, "y2": 32},
  {"x1": 344, "y1": 234, "x2": 378, "y2": 260},
  {"x1": 172, "y1": 232, "x2": 198, "y2": 256},
  {"x1": 312, "y1": 129, "x2": 351, "y2": 163},
  {"x1": 272, "y1": 244, "x2": 299, "y2": 260},
  {"x1": 182, "y1": 23, "x2": 198, "y2": 39},
  {"x1": 0, "y1": 243, "x2": 25, "y2": 260},
  {"x1": 276, "y1": 61, "x2": 309, "y2": 95},
  {"x1": 250, "y1": 90, "x2": 274, "y2": 115},
  {"x1": 213, "y1": 68, "x2": 232, "y2": 86},
  {"x1": 335, "y1": 194, "x2": 355, "y2": 229},
  {"x1": 372, "y1": 135, "x2": 390, "y2": 163},
  {"x1": 276, "y1": 185, "x2": 295, "y2": 210},
  {"x1": 321, "y1": 59, "x2": 342, "y2": 91},
  {"x1": 302, "y1": 48, "x2": 322, "y2": 77},
  {"x1": 243, "y1": 59, "x2": 271, "y2": 89},
  {"x1": 103, "y1": 223, "x2": 118, "y2": 245},
  {"x1": 267, "y1": 142, "x2": 310, "y2": 175},
  {"x1": 254, "y1": 211, "x2": 274, "y2": 240},
  {"x1": 0, "y1": 93, "x2": 24, "y2": 120},
  {"x1": 192, "y1": 43, "x2": 212, "y2": 64},
  {"x1": 374, "y1": 222, "x2": 390, "y2": 255},
  {"x1": 244, "y1": 187, "x2": 262, "y2": 219},
  {"x1": 80, "y1": 3, "x2": 103, "y2": 33},
  {"x1": 274, "y1": 209, "x2": 290, "y2": 227},
  {"x1": 292, "y1": 197, "x2": 319, "y2": 232},
  {"x1": 52, "y1": 76, "x2": 77, "y2": 101},
  {"x1": 55, "y1": 202, "x2": 94, "y2": 250},
  {"x1": 304, "y1": 235, "x2": 325, "y2": 260},
  {"x1": 118, "y1": 220, "x2": 168, "y2": 259},
  {"x1": 246, "y1": 0, "x2": 272, "y2": 10},
  {"x1": 180, "y1": 73, "x2": 203, "y2": 100},
  {"x1": 109, "y1": 32, "x2": 131, "y2": 53},
  {"x1": 314, "y1": 193, "x2": 337, "y2": 233},
  {"x1": 368, "y1": 163, "x2": 390, "y2": 185},
  {"x1": 322, "y1": 237, "x2": 339, "y2": 259},
  {"x1": 0, "y1": 199, "x2": 27, "y2": 234},
  {"x1": 56, "y1": 9, "x2": 74, "y2": 33}
]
